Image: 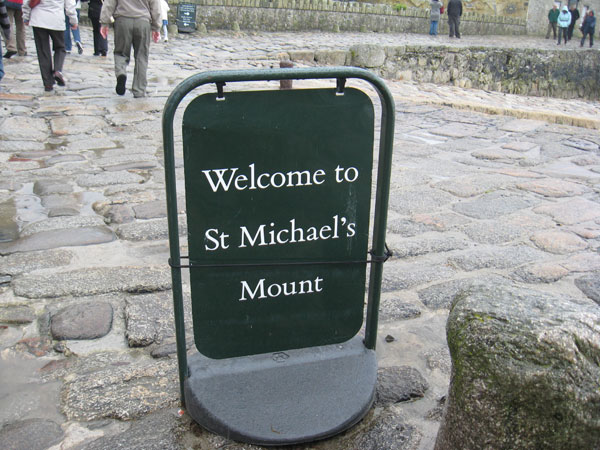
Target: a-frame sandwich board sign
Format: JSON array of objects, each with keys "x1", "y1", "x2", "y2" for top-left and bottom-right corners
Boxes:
[{"x1": 162, "y1": 67, "x2": 395, "y2": 446}]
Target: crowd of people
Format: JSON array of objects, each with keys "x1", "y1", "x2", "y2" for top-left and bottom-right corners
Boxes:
[
  {"x1": 547, "y1": 3, "x2": 595, "y2": 47},
  {"x1": 0, "y1": 0, "x2": 169, "y2": 94},
  {"x1": 1, "y1": 0, "x2": 597, "y2": 90}
]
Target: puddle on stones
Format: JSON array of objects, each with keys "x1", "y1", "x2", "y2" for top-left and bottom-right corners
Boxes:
[{"x1": 0, "y1": 183, "x2": 47, "y2": 242}]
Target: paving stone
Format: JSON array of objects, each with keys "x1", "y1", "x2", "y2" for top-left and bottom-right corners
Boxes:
[
  {"x1": 50, "y1": 116, "x2": 107, "y2": 136},
  {"x1": 125, "y1": 291, "x2": 192, "y2": 347},
  {"x1": 460, "y1": 220, "x2": 524, "y2": 244},
  {"x1": 2, "y1": 116, "x2": 48, "y2": 140},
  {"x1": 33, "y1": 179, "x2": 74, "y2": 195},
  {"x1": 0, "y1": 226, "x2": 116, "y2": 255},
  {"x1": 389, "y1": 189, "x2": 456, "y2": 215},
  {"x1": 386, "y1": 218, "x2": 434, "y2": 237},
  {"x1": 133, "y1": 200, "x2": 167, "y2": 220},
  {"x1": 103, "y1": 161, "x2": 158, "y2": 172},
  {"x1": 411, "y1": 212, "x2": 471, "y2": 231},
  {"x1": 382, "y1": 261, "x2": 456, "y2": 292},
  {"x1": 116, "y1": 218, "x2": 187, "y2": 241},
  {"x1": 0, "y1": 305, "x2": 36, "y2": 324},
  {"x1": 375, "y1": 366, "x2": 429, "y2": 407},
  {"x1": 501, "y1": 141, "x2": 539, "y2": 152},
  {"x1": 517, "y1": 178, "x2": 587, "y2": 197},
  {"x1": 560, "y1": 253, "x2": 600, "y2": 273},
  {"x1": 448, "y1": 245, "x2": 548, "y2": 271},
  {"x1": 499, "y1": 118, "x2": 546, "y2": 132},
  {"x1": 429, "y1": 123, "x2": 485, "y2": 138},
  {"x1": 0, "y1": 419, "x2": 64, "y2": 450},
  {"x1": 563, "y1": 137, "x2": 600, "y2": 152},
  {"x1": 433, "y1": 174, "x2": 517, "y2": 198},
  {"x1": 534, "y1": 198, "x2": 600, "y2": 225},
  {"x1": 453, "y1": 192, "x2": 538, "y2": 219},
  {"x1": 46, "y1": 154, "x2": 87, "y2": 165},
  {"x1": 574, "y1": 272, "x2": 600, "y2": 305},
  {"x1": 530, "y1": 230, "x2": 588, "y2": 254},
  {"x1": 76, "y1": 171, "x2": 145, "y2": 188},
  {"x1": 0, "y1": 249, "x2": 73, "y2": 276},
  {"x1": 511, "y1": 262, "x2": 570, "y2": 284},
  {"x1": 424, "y1": 347, "x2": 451, "y2": 374},
  {"x1": 80, "y1": 409, "x2": 186, "y2": 450},
  {"x1": 51, "y1": 301, "x2": 113, "y2": 340},
  {"x1": 388, "y1": 234, "x2": 469, "y2": 259},
  {"x1": 351, "y1": 408, "x2": 421, "y2": 450},
  {"x1": 12, "y1": 266, "x2": 171, "y2": 299},
  {"x1": 19, "y1": 216, "x2": 105, "y2": 237},
  {"x1": 61, "y1": 358, "x2": 178, "y2": 421},
  {"x1": 379, "y1": 296, "x2": 423, "y2": 321}
]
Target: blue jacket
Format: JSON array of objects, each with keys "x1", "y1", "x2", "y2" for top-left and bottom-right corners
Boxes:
[
  {"x1": 557, "y1": 8, "x2": 571, "y2": 28},
  {"x1": 582, "y1": 14, "x2": 596, "y2": 33}
]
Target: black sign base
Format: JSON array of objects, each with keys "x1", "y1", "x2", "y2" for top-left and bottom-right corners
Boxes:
[{"x1": 184, "y1": 336, "x2": 376, "y2": 445}]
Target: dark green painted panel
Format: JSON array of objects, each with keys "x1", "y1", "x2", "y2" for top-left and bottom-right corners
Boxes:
[{"x1": 182, "y1": 88, "x2": 374, "y2": 359}]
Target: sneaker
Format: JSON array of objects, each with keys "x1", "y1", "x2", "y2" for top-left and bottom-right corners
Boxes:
[
  {"x1": 66, "y1": 50, "x2": 71, "y2": 54},
  {"x1": 3, "y1": 50, "x2": 17, "y2": 59},
  {"x1": 76, "y1": 41, "x2": 83, "y2": 54},
  {"x1": 116, "y1": 74, "x2": 127, "y2": 95},
  {"x1": 54, "y1": 71, "x2": 65, "y2": 86}
]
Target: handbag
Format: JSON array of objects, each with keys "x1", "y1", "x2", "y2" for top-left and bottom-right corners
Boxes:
[
  {"x1": 440, "y1": 5, "x2": 445, "y2": 14},
  {"x1": 29, "y1": 0, "x2": 40, "y2": 8}
]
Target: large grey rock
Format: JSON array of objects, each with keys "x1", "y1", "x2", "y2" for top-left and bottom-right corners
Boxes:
[
  {"x1": 435, "y1": 282, "x2": 600, "y2": 450},
  {"x1": 51, "y1": 301, "x2": 113, "y2": 340}
]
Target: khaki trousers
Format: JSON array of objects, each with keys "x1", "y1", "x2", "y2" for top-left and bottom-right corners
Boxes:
[
  {"x1": 6, "y1": 7, "x2": 27, "y2": 55},
  {"x1": 113, "y1": 17, "x2": 151, "y2": 98}
]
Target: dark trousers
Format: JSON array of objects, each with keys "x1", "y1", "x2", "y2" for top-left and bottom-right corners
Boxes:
[
  {"x1": 448, "y1": 15, "x2": 461, "y2": 38},
  {"x1": 546, "y1": 22, "x2": 557, "y2": 39},
  {"x1": 567, "y1": 23, "x2": 576, "y2": 40},
  {"x1": 32, "y1": 27, "x2": 66, "y2": 88},
  {"x1": 581, "y1": 30, "x2": 594, "y2": 47},
  {"x1": 558, "y1": 26, "x2": 568, "y2": 44},
  {"x1": 89, "y1": 14, "x2": 108, "y2": 55}
]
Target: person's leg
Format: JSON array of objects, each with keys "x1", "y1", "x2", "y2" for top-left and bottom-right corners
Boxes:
[
  {"x1": 64, "y1": 15, "x2": 72, "y2": 52},
  {"x1": 449, "y1": 16, "x2": 455, "y2": 37},
  {"x1": 429, "y1": 20, "x2": 434, "y2": 35},
  {"x1": 72, "y1": 10, "x2": 82, "y2": 53},
  {"x1": 590, "y1": 31, "x2": 594, "y2": 47},
  {"x1": 552, "y1": 22, "x2": 557, "y2": 39},
  {"x1": 162, "y1": 19, "x2": 168, "y2": 41},
  {"x1": 581, "y1": 31, "x2": 586, "y2": 46},
  {"x1": 33, "y1": 27, "x2": 55, "y2": 89},
  {"x1": 0, "y1": 37, "x2": 4, "y2": 81},
  {"x1": 546, "y1": 22, "x2": 551, "y2": 39},
  {"x1": 113, "y1": 17, "x2": 133, "y2": 94},
  {"x1": 49, "y1": 28, "x2": 66, "y2": 85},
  {"x1": 130, "y1": 18, "x2": 151, "y2": 97},
  {"x1": 557, "y1": 27, "x2": 562, "y2": 44},
  {"x1": 14, "y1": 8, "x2": 26, "y2": 55},
  {"x1": 5, "y1": 8, "x2": 17, "y2": 54},
  {"x1": 433, "y1": 20, "x2": 438, "y2": 35},
  {"x1": 455, "y1": 17, "x2": 461, "y2": 38}
]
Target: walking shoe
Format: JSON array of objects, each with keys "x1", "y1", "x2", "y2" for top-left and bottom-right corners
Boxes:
[
  {"x1": 54, "y1": 71, "x2": 65, "y2": 86},
  {"x1": 76, "y1": 41, "x2": 83, "y2": 54},
  {"x1": 3, "y1": 50, "x2": 17, "y2": 59},
  {"x1": 44, "y1": 86, "x2": 54, "y2": 92},
  {"x1": 116, "y1": 74, "x2": 127, "y2": 95}
]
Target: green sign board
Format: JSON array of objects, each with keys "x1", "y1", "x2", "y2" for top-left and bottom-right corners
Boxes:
[{"x1": 182, "y1": 88, "x2": 374, "y2": 359}]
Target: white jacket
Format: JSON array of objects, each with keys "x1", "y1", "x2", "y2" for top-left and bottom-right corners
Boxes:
[{"x1": 23, "y1": 0, "x2": 78, "y2": 31}]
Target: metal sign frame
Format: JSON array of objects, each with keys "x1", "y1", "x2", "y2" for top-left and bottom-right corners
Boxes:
[{"x1": 162, "y1": 67, "x2": 395, "y2": 409}]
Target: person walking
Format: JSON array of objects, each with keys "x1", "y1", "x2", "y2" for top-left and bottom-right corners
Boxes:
[
  {"x1": 88, "y1": 0, "x2": 107, "y2": 56},
  {"x1": 545, "y1": 4, "x2": 559, "y2": 39},
  {"x1": 429, "y1": 0, "x2": 443, "y2": 36},
  {"x1": 0, "y1": 0, "x2": 10, "y2": 82},
  {"x1": 567, "y1": 4, "x2": 580, "y2": 41},
  {"x1": 3, "y1": 0, "x2": 26, "y2": 58},
  {"x1": 64, "y1": 0, "x2": 83, "y2": 54},
  {"x1": 580, "y1": 10, "x2": 595, "y2": 47},
  {"x1": 23, "y1": 0, "x2": 78, "y2": 92},
  {"x1": 447, "y1": 0, "x2": 462, "y2": 38},
  {"x1": 557, "y1": 5, "x2": 571, "y2": 45},
  {"x1": 100, "y1": 0, "x2": 161, "y2": 98}
]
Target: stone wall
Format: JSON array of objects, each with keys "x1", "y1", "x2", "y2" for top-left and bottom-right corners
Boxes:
[
  {"x1": 286, "y1": 44, "x2": 600, "y2": 100},
  {"x1": 168, "y1": 0, "x2": 526, "y2": 35}
]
